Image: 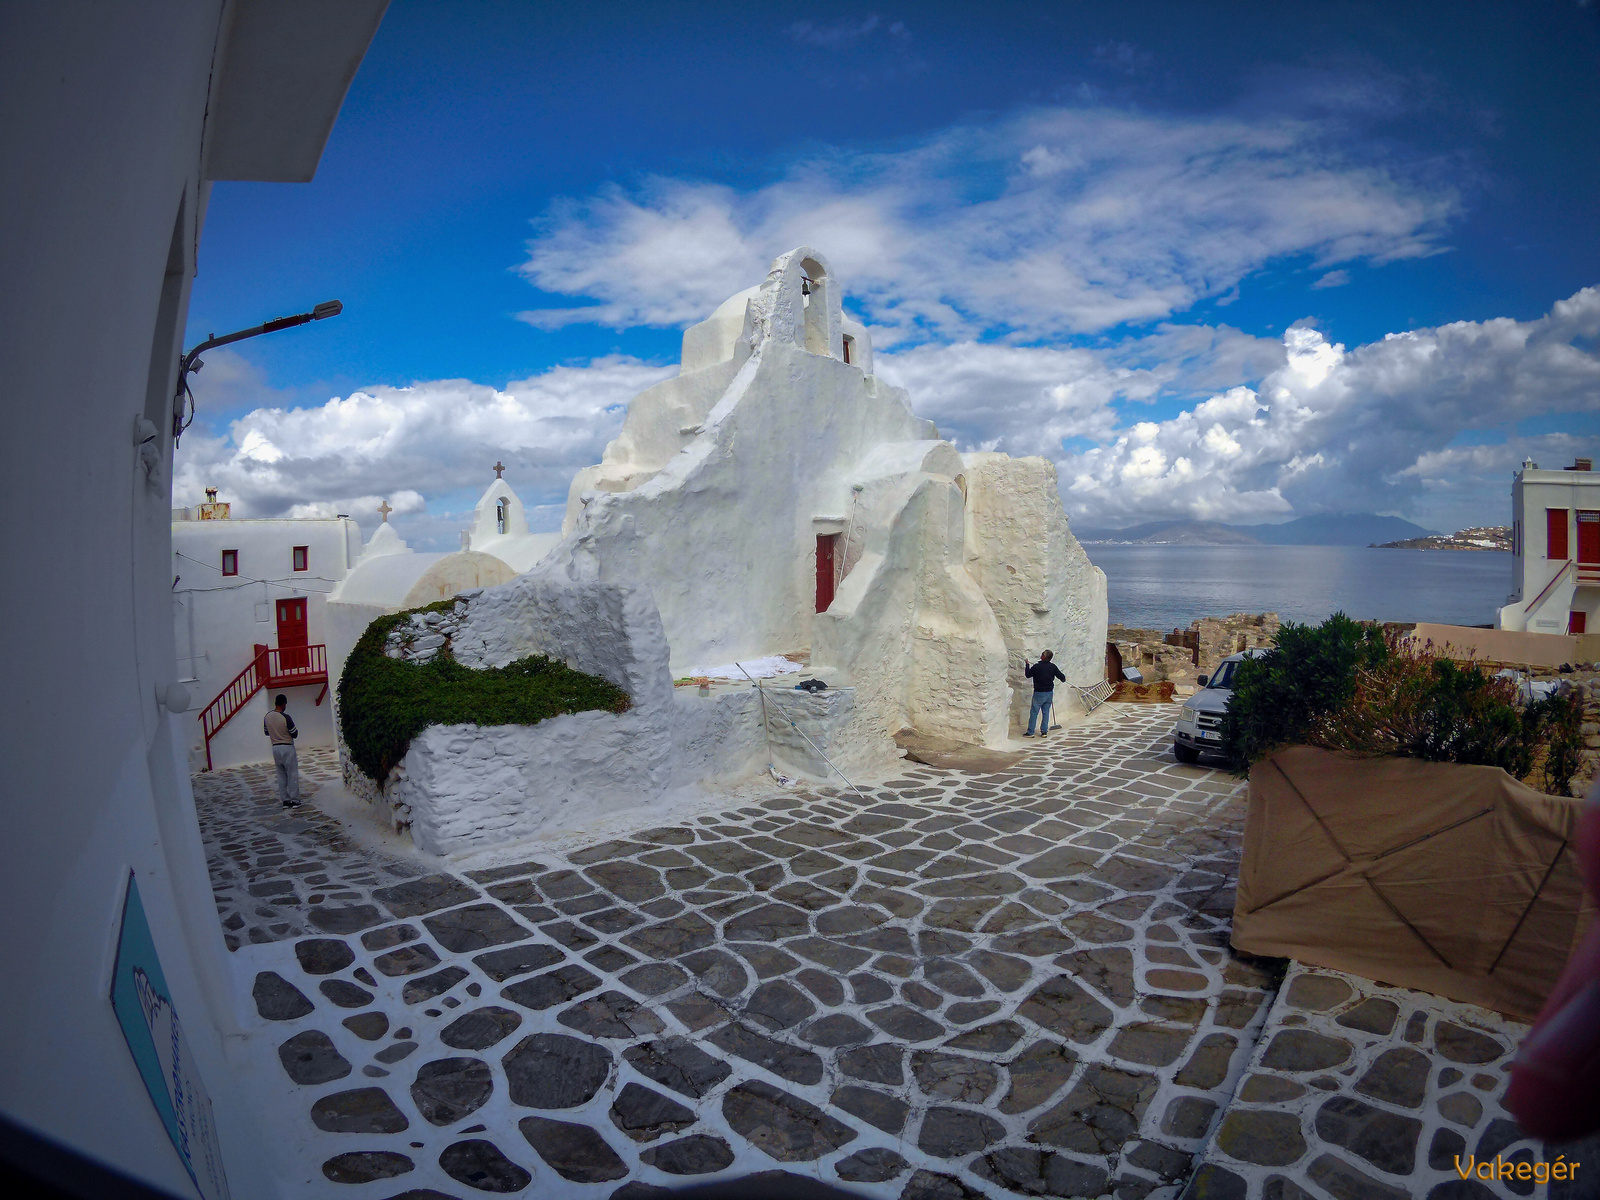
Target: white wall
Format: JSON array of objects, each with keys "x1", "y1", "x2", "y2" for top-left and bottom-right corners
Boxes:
[
  {"x1": 553, "y1": 248, "x2": 936, "y2": 673},
  {"x1": 173, "y1": 516, "x2": 357, "y2": 768},
  {"x1": 0, "y1": 3, "x2": 383, "y2": 1194},
  {"x1": 962, "y1": 453, "x2": 1109, "y2": 727}
]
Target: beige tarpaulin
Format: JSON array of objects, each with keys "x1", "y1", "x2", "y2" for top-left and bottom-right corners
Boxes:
[{"x1": 1232, "y1": 746, "x2": 1594, "y2": 1020}]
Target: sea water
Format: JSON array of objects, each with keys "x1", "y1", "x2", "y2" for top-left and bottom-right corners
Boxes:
[{"x1": 1087, "y1": 544, "x2": 1514, "y2": 630}]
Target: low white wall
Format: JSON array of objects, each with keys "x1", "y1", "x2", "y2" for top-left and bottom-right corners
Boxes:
[
  {"x1": 393, "y1": 710, "x2": 662, "y2": 854},
  {"x1": 352, "y1": 575, "x2": 882, "y2": 854}
]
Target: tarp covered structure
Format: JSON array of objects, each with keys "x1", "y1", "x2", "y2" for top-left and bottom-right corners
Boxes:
[{"x1": 1232, "y1": 746, "x2": 1594, "y2": 1020}]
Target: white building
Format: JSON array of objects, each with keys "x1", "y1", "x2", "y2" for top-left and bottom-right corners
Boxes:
[
  {"x1": 322, "y1": 475, "x2": 553, "y2": 706},
  {"x1": 172, "y1": 501, "x2": 363, "y2": 769},
  {"x1": 1498, "y1": 456, "x2": 1600, "y2": 634},
  {"x1": 356, "y1": 249, "x2": 1108, "y2": 852},
  {"x1": 0, "y1": 3, "x2": 387, "y2": 1195},
  {"x1": 462, "y1": 467, "x2": 564, "y2": 571}
]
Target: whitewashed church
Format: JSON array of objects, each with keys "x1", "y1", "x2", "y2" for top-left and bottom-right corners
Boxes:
[{"x1": 343, "y1": 248, "x2": 1109, "y2": 853}]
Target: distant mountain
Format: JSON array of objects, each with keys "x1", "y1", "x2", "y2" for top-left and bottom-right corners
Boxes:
[
  {"x1": 1078, "y1": 512, "x2": 1438, "y2": 546},
  {"x1": 1074, "y1": 519, "x2": 1260, "y2": 545}
]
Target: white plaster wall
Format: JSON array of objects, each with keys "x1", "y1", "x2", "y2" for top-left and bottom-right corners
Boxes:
[
  {"x1": 549, "y1": 248, "x2": 933, "y2": 672},
  {"x1": 393, "y1": 711, "x2": 664, "y2": 855},
  {"x1": 962, "y1": 452, "x2": 1109, "y2": 727},
  {"x1": 813, "y1": 441, "x2": 1011, "y2": 750},
  {"x1": 561, "y1": 357, "x2": 748, "y2": 531},
  {"x1": 0, "y1": 3, "x2": 381, "y2": 1195}
]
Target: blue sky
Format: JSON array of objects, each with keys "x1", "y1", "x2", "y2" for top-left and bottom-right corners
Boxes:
[{"x1": 179, "y1": 0, "x2": 1600, "y2": 542}]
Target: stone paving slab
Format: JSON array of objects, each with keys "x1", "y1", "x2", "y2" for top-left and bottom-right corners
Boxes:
[
  {"x1": 198, "y1": 708, "x2": 1284, "y2": 1198},
  {"x1": 197, "y1": 748, "x2": 427, "y2": 948},
  {"x1": 1183, "y1": 962, "x2": 1569, "y2": 1200}
]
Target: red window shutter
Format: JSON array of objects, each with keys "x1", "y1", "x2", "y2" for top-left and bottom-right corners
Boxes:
[{"x1": 1548, "y1": 508, "x2": 1569, "y2": 560}]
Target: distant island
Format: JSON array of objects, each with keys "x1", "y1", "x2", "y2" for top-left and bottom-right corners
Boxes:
[
  {"x1": 1375, "y1": 525, "x2": 1512, "y2": 551},
  {"x1": 1077, "y1": 512, "x2": 1439, "y2": 547}
]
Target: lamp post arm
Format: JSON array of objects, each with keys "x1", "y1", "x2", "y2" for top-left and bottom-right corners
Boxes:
[{"x1": 173, "y1": 300, "x2": 343, "y2": 441}]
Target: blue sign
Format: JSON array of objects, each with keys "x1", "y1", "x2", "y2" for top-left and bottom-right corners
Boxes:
[{"x1": 111, "y1": 873, "x2": 231, "y2": 1200}]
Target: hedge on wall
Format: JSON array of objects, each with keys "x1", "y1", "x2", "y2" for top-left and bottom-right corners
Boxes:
[{"x1": 338, "y1": 603, "x2": 632, "y2": 784}]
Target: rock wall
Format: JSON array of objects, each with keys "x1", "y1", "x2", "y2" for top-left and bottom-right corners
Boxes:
[
  {"x1": 1194, "y1": 613, "x2": 1280, "y2": 674},
  {"x1": 1108, "y1": 613, "x2": 1281, "y2": 685}
]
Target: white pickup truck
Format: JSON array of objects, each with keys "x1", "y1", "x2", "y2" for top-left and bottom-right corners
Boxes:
[{"x1": 1173, "y1": 648, "x2": 1271, "y2": 763}]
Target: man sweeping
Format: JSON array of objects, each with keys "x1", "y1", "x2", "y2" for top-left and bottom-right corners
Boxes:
[
  {"x1": 264, "y1": 693, "x2": 301, "y2": 808},
  {"x1": 1023, "y1": 650, "x2": 1066, "y2": 737}
]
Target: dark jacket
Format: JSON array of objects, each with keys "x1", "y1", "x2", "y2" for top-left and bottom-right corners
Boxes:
[{"x1": 1025, "y1": 660, "x2": 1066, "y2": 692}]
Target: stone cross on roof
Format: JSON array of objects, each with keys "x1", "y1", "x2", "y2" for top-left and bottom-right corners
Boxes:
[
  {"x1": 494, "y1": 460, "x2": 505, "y2": 479},
  {"x1": 377, "y1": 499, "x2": 393, "y2": 523}
]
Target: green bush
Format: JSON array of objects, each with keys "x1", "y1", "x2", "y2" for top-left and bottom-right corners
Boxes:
[
  {"x1": 1525, "y1": 692, "x2": 1585, "y2": 796},
  {"x1": 1222, "y1": 613, "x2": 1582, "y2": 795},
  {"x1": 338, "y1": 604, "x2": 631, "y2": 784},
  {"x1": 1222, "y1": 612, "x2": 1386, "y2": 771}
]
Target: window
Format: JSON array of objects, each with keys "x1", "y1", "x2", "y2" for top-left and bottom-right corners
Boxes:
[
  {"x1": 221, "y1": 549, "x2": 238, "y2": 576},
  {"x1": 496, "y1": 499, "x2": 507, "y2": 535},
  {"x1": 842, "y1": 335, "x2": 853, "y2": 365},
  {"x1": 292, "y1": 545, "x2": 308, "y2": 572},
  {"x1": 1548, "y1": 508, "x2": 1570, "y2": 560}
]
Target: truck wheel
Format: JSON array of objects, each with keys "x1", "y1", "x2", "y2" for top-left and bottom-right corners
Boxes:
[{"x1": 1173, "y1": 742, "x2": 1200, "y2": 764}]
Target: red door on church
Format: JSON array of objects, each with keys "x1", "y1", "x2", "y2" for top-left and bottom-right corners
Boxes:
[
  {"x1": 276, "y1": 599, "x2": 308, "y2": 670},
  {"x1": 815, "y1": 535, "x2": 838, "y2": 613}
]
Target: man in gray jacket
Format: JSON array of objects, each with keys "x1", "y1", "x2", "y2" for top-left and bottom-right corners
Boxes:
[{"x1": 264, "y1": 694, "x2": 301, "y2": 808}]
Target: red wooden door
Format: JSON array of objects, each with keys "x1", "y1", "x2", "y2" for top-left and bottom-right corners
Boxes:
[
  {"x1": 815, "y1": 535, "x2": 837, "y2": 614},
  {"x1": 276, "y1": 598, "x2": 308, "y2": 670},
  {"x1": 1578, "y1": 511, "x2": 1600, "y2": 564},
  {"x1": 1570, "y1": 612, "x2": 1588, "y2": 635}
]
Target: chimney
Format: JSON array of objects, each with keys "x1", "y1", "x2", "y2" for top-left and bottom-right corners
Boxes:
[
  {"x1": 1572, "y1": 458, "x2": 1593, "y2": 472},
  {"x1": 198, "y1": 487, "x2": 230, "y2": 520}
]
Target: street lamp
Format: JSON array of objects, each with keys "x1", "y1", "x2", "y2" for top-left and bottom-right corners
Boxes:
[{"x1": 172, "y1": 300, "x2": 343, "y2": 442}]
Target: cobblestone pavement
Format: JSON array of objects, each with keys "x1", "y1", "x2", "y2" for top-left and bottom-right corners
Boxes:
[
  {"x1": 196, "y1": 747, "x2": 427, "y2": 949},
  {"x1": 191, "y1": 709, "x2": 1550, "y2": 1199},
  {"x1": 1188, "y1": 963, "x2": 1567, "y2": 1200}
]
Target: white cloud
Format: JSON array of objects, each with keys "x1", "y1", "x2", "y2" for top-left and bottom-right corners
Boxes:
[
  {"x1": 517, "y1": 105, "x2": 1458, "y2": 342},
  {"x1": 1053, "y1": 286, "x2": 1600, "y2": 528},
  {"x1": 176, "y1": 288, "x2": 1599, "y2": 546},
  {"x1": 785, "y1": 14, "x2": 907, "y2": 47},
  {"x1": 1312, "y1": 268, "x2": 1351, "y2": 289},
  {"x1": 172, "y1": 357, "x2": 676, "y2": 545}
]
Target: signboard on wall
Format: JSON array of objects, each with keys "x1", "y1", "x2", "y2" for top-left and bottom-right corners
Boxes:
[{"x1": 110, "y1": 873, "x2": 231, "y2": 1200}]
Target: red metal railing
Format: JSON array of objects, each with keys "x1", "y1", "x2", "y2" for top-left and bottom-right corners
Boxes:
[
  {"x1": 198, "y1": 643, "x2": 327, "y2": 770},
  {"x1": 1578, "y1": 563, "x2": 1600, "y2": 586}
]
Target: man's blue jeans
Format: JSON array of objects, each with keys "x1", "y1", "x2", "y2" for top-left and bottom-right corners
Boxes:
[{"x1": 1027, "y1": 691, "x2": 1053, "y2": 735}]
